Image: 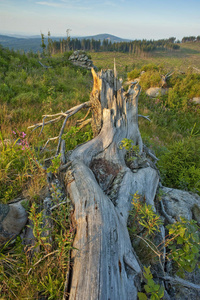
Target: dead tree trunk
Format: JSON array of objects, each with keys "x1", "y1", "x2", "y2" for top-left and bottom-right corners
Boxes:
[{"x1": 64, "y1": 68, "x2": 159, "y2": 299}]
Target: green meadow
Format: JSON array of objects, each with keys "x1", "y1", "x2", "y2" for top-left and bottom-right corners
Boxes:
[{"x1": 0, "y1": 42, "x2": 200, "y2": 298}]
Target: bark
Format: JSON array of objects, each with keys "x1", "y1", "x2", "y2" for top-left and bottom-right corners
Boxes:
[{"x1": 64, "y1": 68, "x2": 159, "y2": 299}]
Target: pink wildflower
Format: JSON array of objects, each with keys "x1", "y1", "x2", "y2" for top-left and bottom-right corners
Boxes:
[{"x1": 21, "y1": 132, "x2": 26, "y2": 138}]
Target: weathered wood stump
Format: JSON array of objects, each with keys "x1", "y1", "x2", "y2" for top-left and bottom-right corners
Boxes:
[{"x1": 64, "y1": 68, "x2": 159, "y2": 299}]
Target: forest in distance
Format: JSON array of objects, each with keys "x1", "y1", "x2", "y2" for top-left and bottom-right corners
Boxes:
[
  {"x1": 0, "y1": 36, "x2": 200, "y2": 299},
  {"x1": 2, "y1": 32, "x2": 200, "y2": 54}
]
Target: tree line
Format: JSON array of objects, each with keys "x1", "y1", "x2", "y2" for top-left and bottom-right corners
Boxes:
[
  {"x1": 42, "y1": 32, "x2": 180, "y2": 56},
  {"x1": 181, "y1": 35, "x2": 200, "y2": 43}
]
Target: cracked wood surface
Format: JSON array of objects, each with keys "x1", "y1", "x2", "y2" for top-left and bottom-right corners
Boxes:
[{"x1": 64, "y1": 68, "x2": 159, "y2": 300}]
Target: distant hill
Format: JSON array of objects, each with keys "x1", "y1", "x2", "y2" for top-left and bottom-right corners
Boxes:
[
  {"x1": 0, "y1": 33, "x2": 132, "y2": 52},
  {"x1": 76, "y1": 33, "x2": 132, "y2": 43},
  {"x1": 0, "y1": 35, "x2": 42, "y2": 52}
]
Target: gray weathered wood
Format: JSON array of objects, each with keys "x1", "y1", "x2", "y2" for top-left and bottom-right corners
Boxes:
[{"x1": 64, "y1": 68, "x2": 159, "y2": 299}]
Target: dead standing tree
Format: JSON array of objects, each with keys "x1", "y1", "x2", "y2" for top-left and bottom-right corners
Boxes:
[{"x1": 30, "y1": 66, "x2": 159, "y2": 299}]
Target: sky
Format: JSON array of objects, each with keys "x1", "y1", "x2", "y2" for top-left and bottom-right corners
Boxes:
[{"x1": 0, "y1": 0, "x2": 200, "y2": 40}]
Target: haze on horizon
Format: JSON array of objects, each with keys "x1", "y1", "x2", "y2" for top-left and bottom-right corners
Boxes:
[{"x1": 0, "y1": 0, "x2": 200, "y2": 41}]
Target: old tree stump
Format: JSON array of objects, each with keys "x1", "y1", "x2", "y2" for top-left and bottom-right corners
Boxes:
[
  {"x1": 62, "y1": 67, "x2": 159, "y2": 300},
  {"x1": 26, "y1": 65, "x2": 200, "y2": 299}
]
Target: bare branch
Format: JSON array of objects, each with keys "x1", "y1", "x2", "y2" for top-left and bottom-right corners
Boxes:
[
  {"x1": 60, "y1": 140, "x2": 66, "y2": 164},
  {"x1": 28, "y1": 101, "x2": 91, "y2": 155},
  {"x1": 165, "y1": 71, "x2": 174, "y2": 78},
  {"x1": 59, "y1": 161, "x2": 72, "y2": 172},
  {"x1": 42, "y1": 112, "x2": 68, "y2": 118},
  {"x1": 56, "y1": 115, "x2": 70, "y2": 155},
  {"x1": 28, "y1": 101, "x2": 91, "y2": 130},
  {"x1": 50, "y1": 200, "x2": 68, "y2": 211},
  {"x1": 39, "y1": 116, "x2": 47, "y2": 136},
  {"x1": 192, "y1": 66, "x2": 200, "y2": 73},
  {"x1": 143, "y1": 144, "x2": 159, "y2": 161},
  {"x1": 76, "y1": 108, "x2": 91, "y2": 124},
  {"x1": 56, "y1": 102, "x2": 90, "y2": 155},
  {"x1": 28, "y1": 115, "x2": 63, "y2": 131},
  {"x1": 40, "y1": 137, "x2": 59, "y2": 153},
  {"x1": 138, "y1": 114, "x2": 151, "y2": 122},
  {"x1": 161, "y1": 275, "x2": 200, "y2": 290},
  {"x1": 160, "y1": 199, "x2": 175, "y2": 224},
  {"x1": 78, "y1": 118, "x2": 92, "y2": 129},
  {"x1": 38, "y1": 61, "x2": 52, "y2": 69}
]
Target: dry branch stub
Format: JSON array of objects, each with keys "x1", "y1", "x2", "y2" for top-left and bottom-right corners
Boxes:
[{"x1": 64, "y1": 67, "x2": 160, "y2": 300}]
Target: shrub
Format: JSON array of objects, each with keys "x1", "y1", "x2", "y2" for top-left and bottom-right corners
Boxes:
[
  {"x1": 140, "y1": 63, "x2": 159, "y2": 72},
  {"x1": 166, "y1": 217, "x2": 200, "y2": 275},
  {"x1": 138, "y1": 266, "x2": 164, "y2": 300},
  {"x1": 140, "y1": 70, "x2": 161, "y2": 90},
  {"x1": 129, "y1": 193, "x2": 163, "y2": 237},
  {"x1": 127, "y1": 69, "x2": 140, "y2": 80},
  {"x1": 62, "y1": 126, "x2": 93, "y2": 151},
  {"x1": 63, "y1": 50, "x2": 73, "y2": 59},
  {"x1": 158, "y1": 138, "x2": 200, "y2": 194}
]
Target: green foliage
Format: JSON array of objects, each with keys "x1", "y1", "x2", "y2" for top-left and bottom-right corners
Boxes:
[
  {"x1": 140, "y1": 70, "x2": 162, "y2": 90},
  {"x1": 141, "y1": 64, "x2": 159, "y2": 72},
  {"x1": 166, "y1": 217, "x2": 200, "y2": 275},
  {"x1": 0, "y1": 130, "x2": 46, "y2": 203},
  {"x1": 29, "y1": 202, "x2": 51, "y2": 251},
  {"x1": 129, "y1": 193, "x2": 163, "y2": 238},
  {"x1": 63, "y1": 50, "x2": 73, "y2": 59},
  {"x1": 63, "y1": 126, "x2": 93, "y2": 151},
  {"x1": 119, "y1": 138, "x2": 139, "y2": 162},
  {"x1": 169, "y1": 72, "x2": 200, "y2": 99},
  {"x1": 127, "y1": 63, "x2": 200, "y2": 113},
  {"x1": 127, "y1": 69, "x2": 140, "y2": 80},
  {"x1": 158, "y1": 138, "x2": 200, "y2": 193},
  {"x1": 129, "y1": 196, "x2": 200, "y2": 276},
  {"x1": 128, "y1": 64, "x2": 164, "y2": 88},
  {"x1": 47, "y1": 153, "x2": 61, "y2": 174},
  {"x1": 0, "y1": 194, "x2": 73, "y2": 299},
  {"x1": 138, "y1": 266, "x2": 165, "y2": 300}
]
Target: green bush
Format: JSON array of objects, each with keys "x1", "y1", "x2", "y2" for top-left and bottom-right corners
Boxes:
[
  {"x1": 127, "y1": 69, "x2": 141, "y2": 80},
  {"x1": 140, "y1": 70, "x2": 161, "y2": 89},
  {"x1": 62, "y1": 126, "x2": 93, "y2": 151},
  {"x1": 166, "y1": 217, "x2": 200, "y2": 275},
  {"x1": 158, "y1": 138, "x2": 200, "y2": 194},
  {"x1": 140, "y1": 63, "x2": 159, "y2": 72},
  {"x1": 63, "y1": 50, "x2": 73, "y2": 59},
  {"x1": 138, "y1": 266, "x2": 164, "y2": 300}
]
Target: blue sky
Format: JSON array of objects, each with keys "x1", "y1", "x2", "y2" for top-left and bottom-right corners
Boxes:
[{"x1": 0, "y1": 0, "x2": 200, "y2": 40}]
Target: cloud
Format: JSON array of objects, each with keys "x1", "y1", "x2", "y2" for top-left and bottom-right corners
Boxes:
[
  {"x1": 103, "y1": 1, "x2": 117, "y2": 7},
  {"x1": 36, "y1": 0, "x2": 92, "y2": 10},
  {"x1": 36, "y1": 1, "x2": 62, "y2": 7}
]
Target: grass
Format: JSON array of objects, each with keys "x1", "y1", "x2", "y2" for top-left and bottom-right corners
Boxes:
[
  {"x1": 89, "y1": 44, "x2": 200, "y2": 193},
  {"x1": 0, "y1": 43, "x2": 200, "y2": 298},
  {"x1": 90, "y1": 42, "x2": 200, "y2": 77}
]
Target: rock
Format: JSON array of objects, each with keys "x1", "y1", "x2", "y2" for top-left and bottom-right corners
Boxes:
[
  {"x1": 161, "y1": 187, "x2": 200, "y2": 222},
  {"x1": 146, "y1": 87, "x2": 168, "y2": 97},
  {"x1": 68, "y1": 55, "x2": 75, "y2": 60},
  {"x1": 192, "y1": 97, "x2": 200, "y2": 104},
  {"x1": 68, "y1": 50, "x2": 96, "y2": 70},
  {"x1": 0, "y1": 201, "x2": 28, "y2": 245}
]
